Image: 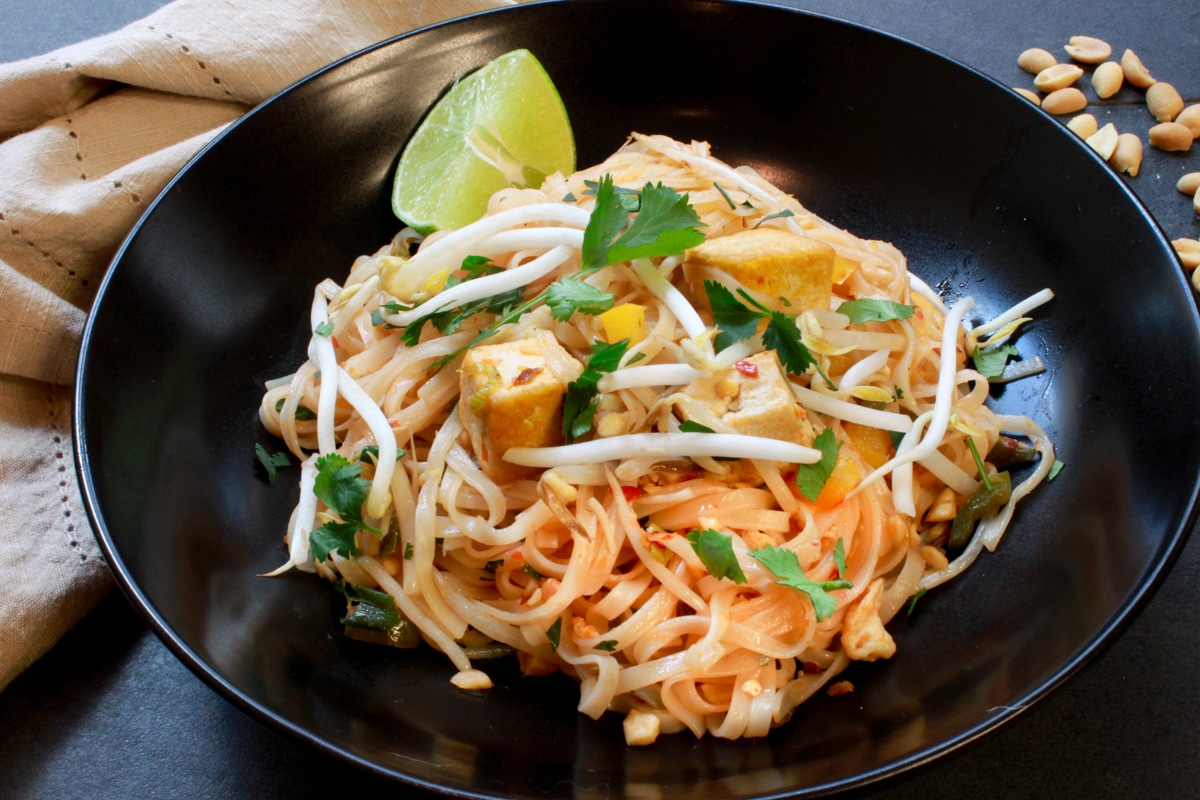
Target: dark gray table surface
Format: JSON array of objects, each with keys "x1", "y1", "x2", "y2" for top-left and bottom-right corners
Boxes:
[{"x1": 2, "y1": 0, "x2": 1198, "y2": 798}]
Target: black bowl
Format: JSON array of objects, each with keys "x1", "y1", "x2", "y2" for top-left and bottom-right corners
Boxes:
[{"x1": 74, "y1": 0, "x2": 1200, "y2": 796}]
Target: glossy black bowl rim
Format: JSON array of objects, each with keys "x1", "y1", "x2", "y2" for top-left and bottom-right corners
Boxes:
[{"x1": 72, "y1": 0, "x2": 1200, "y2": 796}]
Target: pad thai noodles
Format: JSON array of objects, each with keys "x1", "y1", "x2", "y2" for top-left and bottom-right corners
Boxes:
[{"x1": 259, "y1": 133, "x2": 1055, "y2": 745}]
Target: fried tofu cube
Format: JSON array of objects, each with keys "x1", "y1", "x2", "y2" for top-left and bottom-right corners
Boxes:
[
  {"x1": 684, "y1": 351, "x2": 815, "y2": 446},
  {"x1": 459, "y1": 331, "x2": 583, "y2": 479},
  {"x1": 686, "y1": 228, "x2": 836, "y2": 312}
]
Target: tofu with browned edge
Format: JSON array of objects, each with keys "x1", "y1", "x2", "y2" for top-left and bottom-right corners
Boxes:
[
  {"x1": 686, "y1": 228, "x2": 836, "y2": 312},
  {"x1": 459, "y1": 331, "x2": 583, "y2": 480}
]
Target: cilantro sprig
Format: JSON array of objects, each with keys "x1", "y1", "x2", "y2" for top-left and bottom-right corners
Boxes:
[
  {"x1": 749, "y1": 545, "x2": 852, "y2": 622},
  {"x1": 685, "y1": 528, "x2": 747, "y2": 584},
  {"x1": 704, "y1": 281, "x2": 830, "y2": 385},
  {"x1": 309, "y1": 454, "x2": 382, "y2": 563},
  {"x1": 254, "y1": 443, "x2": 290, "y2": 485},
  {"x1": 562, "y1": 339, "x2": 630, "y2": 443}
]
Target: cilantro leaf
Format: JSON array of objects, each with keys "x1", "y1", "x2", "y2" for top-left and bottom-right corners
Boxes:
[
  {"x1": 314, "y1": 321, "x2": 334, "y2": 337},
  {"x1": 685, "y1": 528, "x2": 748, "y2": 584},
  {"x1": 837, "y1": 299, "x2": 915, "y2": 324},
  {"x1": 310, "y1": 520, "x2": 362, "y2": 563},
  {"x1": 595, "y1": 640, "x2": 618, "y2": 652},
  {"x1": 973, "y1": 343, "x2": 1019, "y2": 379},
  {"x1": 522, "y1": 564, "x2": 545, "y2": 581},
  {"x1": 545, "y1": 279, "x2": 616, "y2": 321},
  {"x1": 678, "y1": 420, "x2": 715, "y2": 433},
  {"x1": 276, "y1": 398, "x2": 317, "y2": 421},
  {"x1": 833, "y1": 537, "x2": 848, "y2": 577},
  {"x1": 763, "y1": 311, "x2": 817, "y2": 376},
  {"x1": 309, "y1": 454, "x2": 381, "y2": 562},
  {"x1": 749, "y1": 545, "x2": 852, "y2": 622},
  {"x1": 582, "y1": 175, "x2": 628, "y2": 272},
  {"x1": 562, "y1": 339, "x2": 630, "y2": 443},
  {"x1": 254, "y1": 443, "x2": 290, "y2": 485},
  {"x1": 608, "y1": 182, "x2": 705, "y2": 264},
  {"x1": 705, "y1": 281, "x2": 764, "y2": 351},
  {"x1": 358, "y1": 445, "x2": 406, "y2": 465},
  {"x1": 547, "y1": 617, "x2": 563, "y2": 651},
  {"x1": 796, "y1": 428, "x2": 841, "y2": 502}
]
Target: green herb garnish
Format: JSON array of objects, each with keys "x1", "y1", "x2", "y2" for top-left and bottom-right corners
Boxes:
[
  {"x1": 749, "y1": 545, "x2": 852, "y2": 622},
  {"x1": 795, "y1": 428, "x2": 841, "y2": 502},
  {"x1": 685, "y1": 528, "x2": 748, "y2": 584},
  {"x1": 254, "y1": 443, "x2": 290, "y2": 485}
]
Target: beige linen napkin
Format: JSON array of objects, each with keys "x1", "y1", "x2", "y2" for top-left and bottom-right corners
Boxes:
[{"x1": 0, "y1": 0, "x2": 514, "y2": 692}]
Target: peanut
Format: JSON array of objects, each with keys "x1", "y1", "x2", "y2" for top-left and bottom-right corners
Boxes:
[
  {"x1": 1195, "y1": 189, "x2": 1200, "y2": 218},
  {"x1": 1067, "y1": 113, "x2": 1098, "y2": 138},
  {"x1": 1193, "y1": 264, "x2": 1200, "y2": 293},
  {"x1": 1173, "y1": 238, "x2": 1200, "y2": 270},
  {"x1": 1086, "y1": 123, "x2": 1119, "y2": 160},
  {"x1": 1148, "y1": 122, "x2": 1194, "y2": 152},
  {"x1": 1111, "y1": 133, "x2": 1143, "y2": 177},
  {"x1": 1042, "y1": 87, "x2": 1088, "y2": 115},
  {"x1": 1018, "y1": 47, "x2": 1057, "y2": 74},
  {"x1": 1177, "y1": 172, "x2": 1200, "y2": 196},
  {"x1": 1147, "y1": 82, "x2": 1184, "y2": 123},
  {"x1": 1176, "y1": 105, "x2": 1200, "y2": 139},
  {"x1": 1034, "y1": 63, "x2": 1084, "y2": 92},
  {"x1": 1013, "y1": 87, "x2": 1041, "y2": 105},
  {"x1": 1120, "y1": 49, "x2": 1156, "y2": 88},
  {"x1": 1092, "y1": 61, "x2": 1124, "y2": 99},
  {"x1": 1064, "y1": 36, "x2": 1112, "y2": 64}
]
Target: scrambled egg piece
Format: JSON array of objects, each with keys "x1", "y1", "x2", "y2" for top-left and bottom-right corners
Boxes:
[
  {"x1": 686, "y1": 228, "x2": 836, "y2": 312},
  {"x1": 459, "y1": 331, "x2": 583, "y2": 480},
  {"x1": 684, "y1": 351, "x2": 815, "y2": 446},
  {"x1": 841, "y1": 577, "x2": 896, "y2": 662}
]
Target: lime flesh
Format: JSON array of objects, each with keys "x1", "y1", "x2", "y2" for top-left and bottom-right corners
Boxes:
[{"x1": 391, "y1": 50, "x2": 575, "y2": 233}]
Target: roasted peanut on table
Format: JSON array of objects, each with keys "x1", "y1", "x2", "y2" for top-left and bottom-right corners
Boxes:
[
  {"x1": 1034, "y1": 63, "x2": 1084, "y2": 92},
  {"x1": 1092, "y1": 61, "x2": 1125, "y2": 98},
  {"x1": 1149, "y1": 122, "x2": 1194, "y2": 152},
  {"x1": 1173, "y1": 239, "x2": 1200, "y2": 270},
  {"x1": 1018, "y1": 47, "x2": 1058, "y2": 74},
  {"x1": 1147, "y1": 82, "x2": 1185, "y2": 123},
  {"x1": 1068, "y1": 113, "x2": 1099, "y2": 138},
  {"x1": 1013, "y1": 87, "x2": 1041, "y2": 105},
  {"x1": 1086, "y1": 123, "x2": 1119, "y2": 160},
  {"x1": 1178, "y1": 172, "x2": 1200, "y2": 196},
  {"x1": 1111, "y1": 133, "x2": 1143, "y2": 176},
  {"x1": 1042, "y1": 87, "x2": 1088, "y2": 115},
  {"x1": 1177, "y1": 105, "x2": 1200, "y2": 139},
  {"x1": 1120, "y1": 48, "x2": 1156, "y2": 88},
  {"x1": 1064, "y1": 35, "x2": 1112, "y2": 63}
]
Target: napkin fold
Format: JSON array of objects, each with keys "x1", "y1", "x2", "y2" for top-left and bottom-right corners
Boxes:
[{"x1": 0, "y1": 0, "x2": 515, "y2": 692}]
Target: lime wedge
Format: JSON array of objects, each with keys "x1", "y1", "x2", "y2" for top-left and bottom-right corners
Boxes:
[{"x1": 391, "y1": 49, "x2": 575, "y2": 233}]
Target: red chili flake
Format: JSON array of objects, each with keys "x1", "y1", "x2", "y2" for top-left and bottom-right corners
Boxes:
[
  {"x1": 512, "y1": 367, "x2": 543, "y2": 386},
  {"x1": 331, "y1": 335, "x2": 340, "y2": 349},
  {"x1": 734, "y1": 360, "x2": 759, "y2": 377},
  {"x1": 621, "y1": 485, "x2": 643, "y2": 501},
  {"x1": 802, "y1": 661, "x2": 825, "y2": 675}
]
